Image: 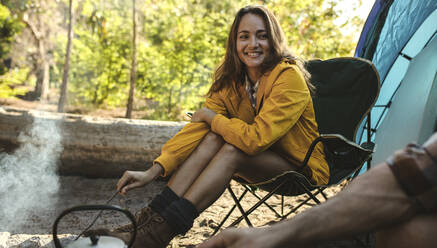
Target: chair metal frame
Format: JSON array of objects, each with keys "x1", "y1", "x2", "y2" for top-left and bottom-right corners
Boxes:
[
  {"x1": 212, "y1": 129, "x2": 374, "y2": 235},
  {"x1": 212, "y1": 57, "x2": 380, "y2": 235}
]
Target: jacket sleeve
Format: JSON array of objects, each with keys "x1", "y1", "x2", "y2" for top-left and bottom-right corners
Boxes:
[
  {"x1": 154, "y1": 91, "x2": 227, "y2": 177},
  {"x1": 211, "y1": 67, "x2": 310, "y2": 155}
]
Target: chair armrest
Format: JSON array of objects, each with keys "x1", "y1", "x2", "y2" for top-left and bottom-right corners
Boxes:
[
  {"x1": 360, "y1": 141, "x2": 375, "y2": 152},
  {"x1": 298, "y1": 136, "x2": 325, "y2": 171}
]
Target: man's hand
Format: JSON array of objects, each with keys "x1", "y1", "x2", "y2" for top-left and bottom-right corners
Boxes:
[
  {"x1": 424, "y1": 132, "x2": 437, "y2": 155},
  {"x1": 116, "y1": 163, "x2": 163, "y2": 195},
  {"x1": 197, "y1": 227, "x2": 276, "y2": 248},
  {"x1": 191, "y1": 107, "x2": 217, "y2": 125}
]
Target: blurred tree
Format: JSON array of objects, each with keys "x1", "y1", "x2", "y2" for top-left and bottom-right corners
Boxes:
[
  {"x1": 0, "y1": 2, "x2": 24, "y2": 97},
  {"x1": 125, "y1": 0, "x2": 137, "y2": 118},
  {"x1": 1, "y1": 0, "x2": 366, "y2": 120},
  {"x1": 57, "y1": 0, "x2": 74, "y2": 112},
  {"x1": 0, "y1": 3, "x2": 22, "y2": 74},
  {"x1": 2, "y1": 0, "x2": 63, "y2": 101},
  {"x1": 267, "y1": 0, "x2": 359, "y2": 58}
]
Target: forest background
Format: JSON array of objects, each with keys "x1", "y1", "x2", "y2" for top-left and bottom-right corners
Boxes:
[{"x1": 0, "y1": 0, "x2": 366, "y2": 121}]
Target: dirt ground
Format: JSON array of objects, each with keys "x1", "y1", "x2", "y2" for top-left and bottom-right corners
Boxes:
[
  {"x1": 0, "y1": 176, "x2": 341, "y2": 248},
  {"x1": 0, "y1": 97, "x2": 342, "y2": 247}
]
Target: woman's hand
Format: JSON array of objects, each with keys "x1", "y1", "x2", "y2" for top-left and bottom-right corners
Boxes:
[
  {"x1": 191, "y1": 107, "x2": 217, "y2": 125},
  {"x1": 116, "y1": 163, "x2": 164, "y2": 195}
]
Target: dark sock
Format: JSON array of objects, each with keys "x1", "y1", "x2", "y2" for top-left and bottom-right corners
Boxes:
[
  {"x1": 149, "y1": 186, "x2": 180, "y2": 215},
  {"x1": 161, "y1": 198, "x2": 199, "y2": 235}
]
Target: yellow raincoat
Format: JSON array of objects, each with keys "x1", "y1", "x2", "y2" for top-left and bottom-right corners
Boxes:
[{"x1": 154, "y1": 60, "x2": 329, "y2": 185}]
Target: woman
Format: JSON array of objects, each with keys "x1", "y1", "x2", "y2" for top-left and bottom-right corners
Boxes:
[{"x1": 89, "y1": 5, "x2": 329, "y2": 248}]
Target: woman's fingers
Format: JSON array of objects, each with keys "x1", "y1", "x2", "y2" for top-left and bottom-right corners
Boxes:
[
  {"x1": 116, "y1": 170, "x2": 152, "y2": 195},
  {"x1": 191, "y1": 110, "x2": 202, "y2": 122},
  {"x1": 120, "y1": 181, "x2": 143, "y2": 195},
  {"x1": 191, "y1": 107, "x2": 216, "y2": 125},
  {"x1": 116, "y1": 171, "x2": 133, "y2": 192}
]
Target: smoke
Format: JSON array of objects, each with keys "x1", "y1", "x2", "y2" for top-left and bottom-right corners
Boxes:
[{"x1": 0, "y1": 113, "x2": 63, "y2": 232}]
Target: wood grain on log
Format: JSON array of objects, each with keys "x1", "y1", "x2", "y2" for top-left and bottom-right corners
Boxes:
[{"x1": 0, "y1": 106, "x2": 185, "y2": 178}]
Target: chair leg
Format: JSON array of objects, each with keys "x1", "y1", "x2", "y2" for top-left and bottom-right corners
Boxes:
[
  {"x1": 229, "y1": 180, "x2": 287, "y2": 227},
  {"x1": 243, "y1": 185, "x2": 282, "y2": 218},
  {"x1": 297, "y1": 182, "x2": 321, "y2": 204},
  {"x1": 319, "y1": 187, "x2": 329, "y2": 201},
  {"x1": 367, "y1": 159, "x2": 372, "y2": 170},
  {"x1": 352, "y1": 169, "x2": 361, "y2": 179},
  {"x1": 227, "y1": 185, "x2": 253, "y2": 227},
  {"x1": 217, "y1": 180, "x2": 332, "y2": 233},
  {"x1": 212, "y1": 186, "x2": 250, "y2": 236},
  {"x1": 283, "y1": 189, "x2": 324, "y2": 218}
]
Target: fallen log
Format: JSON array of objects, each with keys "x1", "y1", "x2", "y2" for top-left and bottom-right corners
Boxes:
[{"x1": 0, "y1": 106, "x2": 185, "y2": 178}]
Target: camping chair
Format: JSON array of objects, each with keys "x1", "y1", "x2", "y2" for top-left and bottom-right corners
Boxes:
[{"x1": 212, "y1": 57, "x2": 380, "y2": 235}]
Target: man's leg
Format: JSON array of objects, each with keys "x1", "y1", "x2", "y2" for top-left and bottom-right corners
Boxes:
[{"x1": 376, "y1": 212, "x2": 437, "y2": 248}]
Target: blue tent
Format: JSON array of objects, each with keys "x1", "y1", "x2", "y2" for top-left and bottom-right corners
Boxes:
[{"x1": 354, "y1": 0, "x2": 437, "y2": 165}]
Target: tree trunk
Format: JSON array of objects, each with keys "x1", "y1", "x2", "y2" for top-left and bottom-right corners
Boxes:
[
  {"x1": 58, "y1": 0, "x2": 74, "y2": 113},
  {"x1": 34, "y1": 59, "x2": 49, "y2": 100},
  {"x1": 167, "y1": 86, "x2": 173, "y2": 115},
  {"x1": 0, "y1": 106, "x2": 185, "y2": 178},
  {"x1": 126, "y1": 0, "x2": 137, "y2": 119},
  {"x1": 22, "y1": 17, "x2": 49, "y2": 101}
]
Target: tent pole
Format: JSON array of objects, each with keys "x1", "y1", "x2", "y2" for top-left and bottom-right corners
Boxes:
[{"x1": 367, "y1": 113, "x2": 372, "y2": 170}]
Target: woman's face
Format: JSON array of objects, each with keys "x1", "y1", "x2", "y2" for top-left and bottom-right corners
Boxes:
[{"x1": 236, "y1": 13, "x2": 270, "y2": 75}]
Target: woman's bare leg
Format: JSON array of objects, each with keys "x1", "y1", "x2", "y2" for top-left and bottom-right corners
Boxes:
[
  {"x1": 167, "y1": 132, "x2": 224, "y2": 196},
  {"x1": 184, "y1": 143, "x2": 299, "y2": 212}
]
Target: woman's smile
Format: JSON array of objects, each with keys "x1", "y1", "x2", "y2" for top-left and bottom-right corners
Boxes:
[
  {"x1": 246, "y1": 52, "x2": 263, "y2": 57},
  {"x1": 236, "y1": 13, "x2": 271, "y2": 80}
]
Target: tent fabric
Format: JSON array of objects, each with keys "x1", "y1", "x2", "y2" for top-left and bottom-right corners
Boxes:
[
  {"x1": 356, "y1": 0, "x2": 437, "y2": 81},
  {"x1": 354, "y1": 0, "x2": 437, "y2": 145},
  {"x1": 371, "y1": 37, "x2": 437, "y2": 164},
  {"x1": 371, "y1": 0, "x2": 437, "y2": 81},
  {"x1": 354, "y1": 0, "x2": 394, "y2": 60}
]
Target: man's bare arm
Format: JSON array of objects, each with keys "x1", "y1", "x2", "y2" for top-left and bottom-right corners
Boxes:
[
  {"x1": 199, "y1": 133, "x2": 437, "y2": 248},
  {"x1": 267, "y1": 163, "x2": 414, "y2": 247},
  {"x1": 263, "y1": 133, "x2": 437, "y2": 247}
]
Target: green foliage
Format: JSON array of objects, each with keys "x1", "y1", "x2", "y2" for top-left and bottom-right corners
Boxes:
[
  {"x1": 2, "y1": 0, "x2": 365, "y2": 120},
  {"x1": 0, "y1": 67, "x2": 30, "y2": 97},
  {"x1": 267, "y1": 0, "x2": 358, "y2": 58},
  {"x1": 0, "y1": 3, "x2": 24, "y2": 97},
  {"x1": 0, "y1": 3, "x2": 23, "y2": 74},
  {"x1": 52, "y1": 1, "x2": 131, "y2": 107},
  {"x1": 134, "y1": 0, "x2": 243, "y2": 120}
]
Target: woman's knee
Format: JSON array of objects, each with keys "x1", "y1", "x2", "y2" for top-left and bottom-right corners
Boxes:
[
  {"x1": 217, "y1": 143, "x2": 247, "y2": 172},
  {"x1": 220, "y1": 143, "x2": 243, "y2": 155}
]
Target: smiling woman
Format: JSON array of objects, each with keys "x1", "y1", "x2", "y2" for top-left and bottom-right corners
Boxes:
[
  {"x1": 236, "y1": 14, "x2": 270, "y2": 83},
  {"x1": 84, "y1": 5, "x2": 329, "y2": 248}
]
